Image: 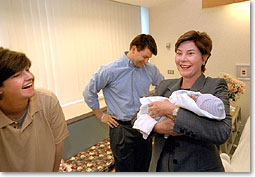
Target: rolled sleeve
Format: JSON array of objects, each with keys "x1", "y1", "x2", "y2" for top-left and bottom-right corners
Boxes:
[{"x1": 83, "y1": 66, "x2": 111, "y2": 109}]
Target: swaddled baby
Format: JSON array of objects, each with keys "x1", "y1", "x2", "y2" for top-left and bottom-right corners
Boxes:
[{"x1": 133, "y1": 90, "x2": 226, "y2": 139}]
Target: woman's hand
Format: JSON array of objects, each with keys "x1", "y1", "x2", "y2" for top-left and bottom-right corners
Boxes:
[
  {"x1": 148, "y1": 99, "x2": 175, "y2": 118},
  {"x1": 153, "y1": 118, "x2": 183, "y2": 136}
]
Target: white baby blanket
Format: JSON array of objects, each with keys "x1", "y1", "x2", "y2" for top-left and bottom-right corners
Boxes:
[{"x1": 133, "y1": 90, "x2": 226, "y2": 139}]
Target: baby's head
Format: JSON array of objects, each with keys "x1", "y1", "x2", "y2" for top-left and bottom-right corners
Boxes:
[{"x1": 196, "y1": 94, "x2": 225, "y2": 117}]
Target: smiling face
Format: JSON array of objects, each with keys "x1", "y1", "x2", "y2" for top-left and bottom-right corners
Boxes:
[
  {"x1": 0, "y1": 67, "x2": 35, "y2": 101},
  {"x1": 175, "y1": 40, "x2": 208, "y2": 81},
  {"x1": 130, "y1": 46, "x2": 152, "y2": 68}
]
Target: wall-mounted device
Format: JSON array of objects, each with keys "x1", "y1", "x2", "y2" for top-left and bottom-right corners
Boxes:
[
  {"x1": 167, "y1": 70, "x2": 174, "y2": 74},
  {"x1": 166, "y1": 43, "x2": 171, "y2": 49},
  {"x1": 235, "y1": 64, "x2": 250, "y2": 80}
]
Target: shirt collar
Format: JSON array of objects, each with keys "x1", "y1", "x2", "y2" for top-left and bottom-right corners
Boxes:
[
  {"x1": 0, "y1": 111, "x2": 13, "y2": 128},
  {"x1": 0, "y1": 91, "x2": 42, "y2": 128},
  {"x1": 28, "y1": 91, "x2": 42, "y2": 117},
  {"x1": 190, "y1": 74, "x2": 206, "y2": 91},
  {"x1": 167, "y1": 74, "x2": 206, "y2": 93},
  {"x1": 123, "y1": 51, "x2": 135, "y2": 68}
]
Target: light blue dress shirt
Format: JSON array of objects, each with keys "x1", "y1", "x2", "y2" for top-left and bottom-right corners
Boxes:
[{"x1": 83, "y1": 52, "x2": 164, "y2": 121}]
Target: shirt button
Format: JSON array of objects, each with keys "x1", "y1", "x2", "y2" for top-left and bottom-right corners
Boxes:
[
  {"x1": 175, "y1": 143, "x2": 180, "y2": 147},
  {"x1": 173, "y1": 159, "x2": 178, "y2": 164}
]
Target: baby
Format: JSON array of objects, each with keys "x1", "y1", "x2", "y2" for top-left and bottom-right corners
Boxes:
[{"x1": 133, "y1": 90, "x2": 226, "y2": 139}]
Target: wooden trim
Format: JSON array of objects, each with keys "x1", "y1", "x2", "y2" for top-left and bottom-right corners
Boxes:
[
  {"x1": 66, "y1": 89, "x2": 155, "y2": 125},
  {"x1": 202, "y1": 0, "x2": 249, "y2": 8},
  {"x1": 66, "y1": 107, "x2": 107, "y2": 125}
]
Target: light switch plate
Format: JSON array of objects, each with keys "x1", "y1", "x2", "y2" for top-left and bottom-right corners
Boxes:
[
  {"x1": 235, "y1": 64, "x2": 250, "y2": 80},
  {"x1": 167, "y1": 70, "x2": 174, "y2": 74}
]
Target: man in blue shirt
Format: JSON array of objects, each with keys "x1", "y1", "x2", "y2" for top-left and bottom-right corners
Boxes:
[{"x1": 83, "y1": 34, "x2": 164, "y2": 172}]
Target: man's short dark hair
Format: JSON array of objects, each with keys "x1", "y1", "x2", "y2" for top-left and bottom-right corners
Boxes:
[{"x1": 129, "y1": 34, "x2": 157, "y2": 55}]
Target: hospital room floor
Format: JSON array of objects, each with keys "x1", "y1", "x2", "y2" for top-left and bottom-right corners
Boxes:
[{"x1": 59, "y1": 138, "x2": 115, "y2": 172}]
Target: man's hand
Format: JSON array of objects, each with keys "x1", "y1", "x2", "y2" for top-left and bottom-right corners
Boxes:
[
  {"x1": 101, "y1": 114, "x2": 119, "y2": 128},
  {"x1": 92, "y1": 109, "x2": 119, "y2": 128}
]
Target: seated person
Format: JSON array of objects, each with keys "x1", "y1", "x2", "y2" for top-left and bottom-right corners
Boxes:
[{"x1": 133, "y1": 90, "x2": 225, "y2": 139}]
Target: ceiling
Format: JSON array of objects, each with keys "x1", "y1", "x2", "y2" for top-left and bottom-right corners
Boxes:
[
  {"x1": 111, "y1": 0, "x2": 249, "y2": 8},
  {"x1": 110, "y1": 0, "x2": 170, "y2": 8}
]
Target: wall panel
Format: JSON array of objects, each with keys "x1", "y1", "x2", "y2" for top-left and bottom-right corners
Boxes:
[{"x1": 0, "y1": 0, "x2": 141, "y2": 119}]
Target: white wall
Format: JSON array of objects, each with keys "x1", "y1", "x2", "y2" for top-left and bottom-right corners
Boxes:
[
  {"x1": 0, "y1": 0, "x2": 141, "y2": 120},
  {"x1": 149, "y1": 0, "x2": 250, "y2": 125}
]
